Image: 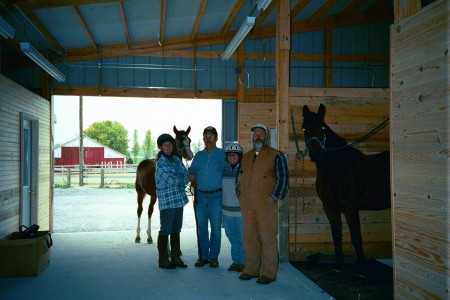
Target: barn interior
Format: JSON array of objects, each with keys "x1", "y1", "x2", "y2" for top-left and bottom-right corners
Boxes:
[{"x1": 0, "y1": 1, "x2": 448, "y2": 299}]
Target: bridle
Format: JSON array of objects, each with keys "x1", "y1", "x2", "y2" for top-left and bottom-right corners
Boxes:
[{"x1": 175, "y1": 135, "x2": 191, "y2": 160}]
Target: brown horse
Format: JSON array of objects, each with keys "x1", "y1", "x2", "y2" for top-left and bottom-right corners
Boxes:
[
  {"x1": 134, "y1": 125, "x2": 193, "y2": 243},
  {"x1": 301, "y1": 104, "x2": 390, "y2": 275}
]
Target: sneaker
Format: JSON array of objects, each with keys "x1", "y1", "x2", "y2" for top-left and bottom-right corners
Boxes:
[
  {"x1": 209, "y1": 259, "x2": 219, "y2": 268},
  {"x1": 194, "y1": 258, "x2": 209, "y2": 267}
]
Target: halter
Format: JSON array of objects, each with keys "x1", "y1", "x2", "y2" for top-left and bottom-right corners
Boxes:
[
  {"x1": 175, "y1": 135, "x2": 191, "y2": 159},
  {"x1": 304, "y1": 126, "x2": 327, "y2": 154}
]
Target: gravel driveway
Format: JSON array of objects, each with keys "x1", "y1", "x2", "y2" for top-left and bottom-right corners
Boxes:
[{"x1": 53, "y1": 187, "x2": 197, "y2": 233}]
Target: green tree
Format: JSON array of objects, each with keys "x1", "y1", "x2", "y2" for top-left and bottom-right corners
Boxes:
[
  {"x1": 191, "y1": 139, "x2": 204, "y2": 155},
  {"x1": 142, "y1": 129, "x2": 157, "y2": 158},
  {"x1": 84, "y1": 120, "x2": 129, "y2": 155},
  {"x1": 132, "y1": 129, "x2": 140, "y2": 162}
]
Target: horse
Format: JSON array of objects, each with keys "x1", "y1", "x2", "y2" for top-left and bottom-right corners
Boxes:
[
  {"x1": 301, "y1": 104, "x2": 391, "y2": 275},
  {"x1": 134, "y1": 125, "x2": 193, "y2": 243}
]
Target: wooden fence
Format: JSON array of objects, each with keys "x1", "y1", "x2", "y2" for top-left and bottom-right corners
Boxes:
[{"x1": 54, "y1": 164, "x2": 137, "y2": 188}]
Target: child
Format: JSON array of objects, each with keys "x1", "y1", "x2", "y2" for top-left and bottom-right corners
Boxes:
[{"x1": 222, "y1": 143, "x2": 245, "y2": 272}]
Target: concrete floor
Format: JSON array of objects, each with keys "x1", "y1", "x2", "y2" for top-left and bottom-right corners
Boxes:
[{"x1": 0, "y1": 188, "x2": 332, "y2": 300}]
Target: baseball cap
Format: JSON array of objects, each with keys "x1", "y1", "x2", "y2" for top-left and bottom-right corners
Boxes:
[
  {"x1": 203, "y1": 126, "x2": 218, "y2": 136},
  {"x1": 251, "y1": 124, "x2": 268, "y2": 133}
]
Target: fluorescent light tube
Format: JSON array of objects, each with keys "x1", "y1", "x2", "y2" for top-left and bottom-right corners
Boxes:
[
  {"x1": 0, "y1": 16, "x2": 15, "y2": 39},
  {"x1": 257, "y1": 0, "x2": 272, "y2": 11},
  {"x1": 221, "y1": 16, "x2": 255, "y2": 61},
  {"x1": 20, "y1": 42, "x2": 66, "y2": 82}
]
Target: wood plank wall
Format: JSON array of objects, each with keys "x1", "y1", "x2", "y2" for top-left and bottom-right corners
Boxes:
[
  {"x1": 0, "y1": 74, "x2": 51, "y2": 238},
  {"x1": 238, "y1": 87, "x2": 391, "y2": 261},
  {"x1": 391, "y1": 1, "x2": 449, "y2": 298}
]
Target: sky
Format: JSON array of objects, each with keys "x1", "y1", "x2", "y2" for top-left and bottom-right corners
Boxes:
[{"x1": 53, "y1": 96, "x2": 222, "y2": 150}]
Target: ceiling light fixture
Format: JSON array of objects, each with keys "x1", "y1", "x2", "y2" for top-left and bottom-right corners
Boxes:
[
  {"x1": 20, "y1": 42, "x2": 66, "y2": 82},
  {"x1": 221, "y1": 16, "x2": 255, "y2": 61},
  {"x1": 257, "y1": 0, "x2": 272, "y2": 11},
  {"x1": 0, "y1": 16, "x2": 15, "y2": 39}
]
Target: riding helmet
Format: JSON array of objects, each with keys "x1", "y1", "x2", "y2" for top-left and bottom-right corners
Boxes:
[
  {"x1": 225, "y1": 143, "x2": 243, "y2": 154},
  {"x1": 157, "y1": 133, "x2": 175, "y2": 149}
]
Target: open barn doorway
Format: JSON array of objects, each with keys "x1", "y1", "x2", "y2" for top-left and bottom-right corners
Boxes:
[{"x1": 51, "y1": 95, "x2": 224, "y2": 234}]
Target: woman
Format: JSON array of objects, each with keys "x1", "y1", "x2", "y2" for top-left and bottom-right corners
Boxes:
[{"x1": 155, "y1": 133, "x2": 190, "y2": 269}]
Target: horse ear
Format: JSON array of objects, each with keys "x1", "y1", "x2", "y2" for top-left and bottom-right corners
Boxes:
[
  {"x1": 302, "y1": 105, "x2": 310, "y2": 117},
  {"x1": 186, "y1": 126, "x2": 191, "y2": 135},
  {"x1": 317, "y1": 104, "x2": 326, "y2": 119},
  {"x1": 173, "y1": 125, "x2": 178, "y2": 134}
]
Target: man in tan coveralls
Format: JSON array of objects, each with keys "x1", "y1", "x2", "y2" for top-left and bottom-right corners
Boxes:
[{"x1": 238, "y1": 124, "x2": 289, "y2": 284}]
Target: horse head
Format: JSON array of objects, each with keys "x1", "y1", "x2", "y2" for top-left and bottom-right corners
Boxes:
[
  {"x1": 302, "y1": 104, "x2": 327, "y2": 162},
  {"x1": 173, "y1": 125, "x2": 194, "y2": 161}
]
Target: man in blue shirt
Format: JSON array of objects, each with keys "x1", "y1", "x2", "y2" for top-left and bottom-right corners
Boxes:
[{"x1": 189, "y1": 126, "x2": 226, "y2": 268}]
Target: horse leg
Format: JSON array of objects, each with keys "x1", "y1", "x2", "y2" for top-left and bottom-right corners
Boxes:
[
  {"x1": 324, "y1": 205, "x2": 344, "y2": 271},
  {"x1": 344, "y1": 210, "x2": 366, "y2": 276},
  {"x1": 147, "y1": 195, "x2": 157, "y2": 244},
  {"x1": 135, "y1": 190, "x2": 145, "y2": 243}
]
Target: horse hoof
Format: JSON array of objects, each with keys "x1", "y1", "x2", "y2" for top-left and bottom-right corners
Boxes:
[
  {"x1": 147, "y1": 238, "x2": 153, "y2": 244},
  {"x1": 135, "y1": 237, "x2": 141, "y2": 243}
]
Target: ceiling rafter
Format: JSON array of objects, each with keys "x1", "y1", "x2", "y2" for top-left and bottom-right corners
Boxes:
[
  {"x1": 220, "y1": 0, "x2": 244, "y2": 37},
  {"x1": 307, "y1": 0, "x2": 339, "y2": 26},
  {"x1": 72, "y1": 5, "x2": 97, "y2": 50},
  {"x1": 340, "y1": 0, "x2": 366, "y2": 16},
  {"x1": 254, "y1": 0, "x2": 275, "y2": 30},
  {"x1": 16, "y1": 2, "x2": 64, "y2": 54},
  {"x1": 190, "y1": 0, "x2": 208, "y2": 41},
  {"x1": 62, "y1": 8, "x2": 392, "y2": 63},
  {"x1": 16, "y1": 0, "x2": 116, "y2": 10},
  {"x1": 290, "y1": 0, "x2": 312, "y2": 19},
  {"x1": 118, "y1": 0, "x2": 131, "y2": 49},
  {"x1": 159, "y1": 0, "x2": 166, "y2": 46}
]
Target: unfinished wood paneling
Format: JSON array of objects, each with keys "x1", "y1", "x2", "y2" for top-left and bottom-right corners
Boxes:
[
  {"x1": 238, "y1": 87, "x2": 391, "y2": 262},
  {"x1": 391, "y1": 1, "x2": 449, "y2": 299},
  {"x1": 0, "y1": 74, "x2": 51, "y2": 238},
  {"x1": 288, "y1": 87, "x2": 391, "y2": 261}
]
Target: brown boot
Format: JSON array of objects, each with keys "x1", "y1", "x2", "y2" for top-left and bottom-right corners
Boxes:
[
  {"x1": 157, "y1": 235, "x2": 176, "y2": 269},
  {"x1": 170, "y1": 233, "x2": 187, "y2": 268}
]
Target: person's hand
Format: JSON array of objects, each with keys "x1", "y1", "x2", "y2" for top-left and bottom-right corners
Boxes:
[{"x1": 189, "y1": 174, "x2": 195, "y2": 183}]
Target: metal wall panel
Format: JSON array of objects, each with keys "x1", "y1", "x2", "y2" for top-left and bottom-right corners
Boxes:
[{"x1": 222, "y1": 99, "x2": 237, "y2": 147}]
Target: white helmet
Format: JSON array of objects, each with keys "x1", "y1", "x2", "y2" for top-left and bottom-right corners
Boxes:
[{"x1": 225, "y1": 143, "x2": 243, "y2": 154}]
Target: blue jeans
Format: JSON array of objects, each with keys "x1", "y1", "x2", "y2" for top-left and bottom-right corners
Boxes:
[
  {"x1": 159, "y1": 207, "x2": 184, "y2": 236},
  {"x1": 223, "y1": 215, "x2": 246, "y2": 265},
  {"x1": 195, "y1": 192, "x2": 222, "y2": 260}
]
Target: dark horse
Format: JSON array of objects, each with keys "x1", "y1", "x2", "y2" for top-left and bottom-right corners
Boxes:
[
  {"x1": 134, "y1": 125, "x2": 193, "y2": 243},
  {"x1": 301, "y1": 104, "x2": 390, "y2": 274}
]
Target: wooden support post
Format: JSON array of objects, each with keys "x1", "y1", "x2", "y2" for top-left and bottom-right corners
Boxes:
[
  {"x1": 276, "y1": 0, "x2": 290, "y2": 263},
  {"x1": 324, "y1": 16, "x2": 333, "y2": 87}
]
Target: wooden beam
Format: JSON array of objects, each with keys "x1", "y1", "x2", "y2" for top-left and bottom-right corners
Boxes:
[
  {"x1": 307, "y1": 0, "x2": 338, "y2": 26},
  {"x1": 51, "y1": 86, "x2": 237, "y2": 99},
  {"x1": 220, "y1": 0, "x2": 244, "y2": 36},
  {"x1": 254, "y1": 0, "x2": 275, "y2": 30},
  {"x1": 276, "y1": 0, "x2": 290, "y2": 264},
  {"x1": 394, "y1": 0, "x2": 421, "y2": 23},
  {"x1": 324, "y1": 16, "x2": 332, "y2": 87},
  {"x1": 118, "y1": 0, "x2": 131, "y2": 49},
  {"x1": 191, "y1": 0, "x2": 207, "y2": 40},
  {"x1": 159, "y1": 0, "x2": 166, "y2": 46},
  {"x1": 290, "y1": 0, "x2": 312, "y2": 19},
  {"x1": 72, "y1": 5, "x2": 97, "y2": 50}
]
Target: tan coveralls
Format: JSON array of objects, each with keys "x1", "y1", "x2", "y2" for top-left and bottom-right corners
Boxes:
[{"x1": 239, "y1": 145, "x2": 279, "y2": 279}]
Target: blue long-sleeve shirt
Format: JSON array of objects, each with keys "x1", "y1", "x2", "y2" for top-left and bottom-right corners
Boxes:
[
  {"x1": 155, "y1": 155, "x2": 189, "y2": 210},
  {"x1": 189, "y1": 147, "x2": 226, "y2": 191}
]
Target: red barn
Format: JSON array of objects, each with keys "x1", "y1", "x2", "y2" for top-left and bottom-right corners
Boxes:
[{"x1": 54, "y1": 136, "x2": 127, "y2": 167}]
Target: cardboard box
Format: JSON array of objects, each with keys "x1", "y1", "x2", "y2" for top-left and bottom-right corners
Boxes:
[{"x1": 0, "y1": 231, "x2": 52, "y2": 277}]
